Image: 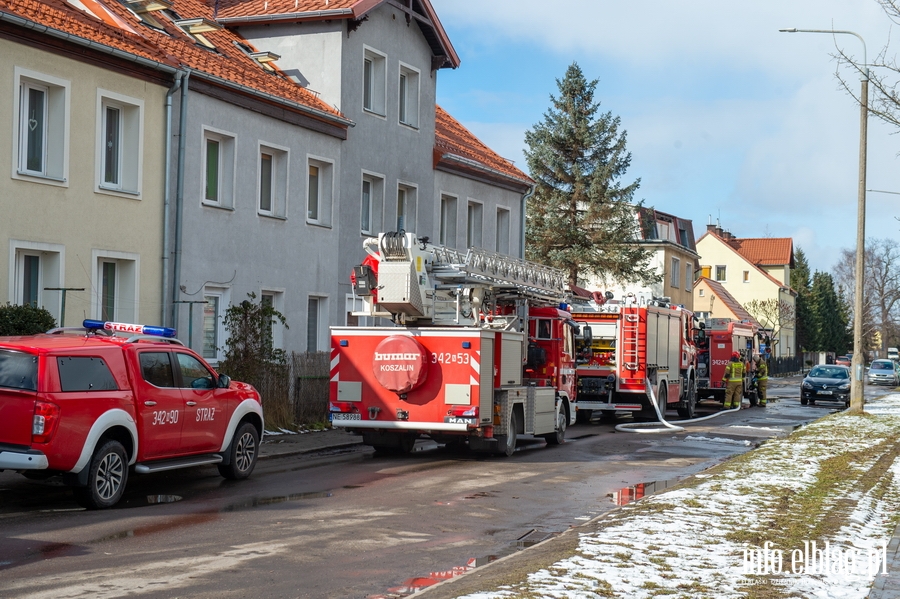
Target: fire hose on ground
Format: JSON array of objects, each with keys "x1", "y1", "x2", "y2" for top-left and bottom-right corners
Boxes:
[{"x1": 614, "y1": 380, "x2": 742, "y2": 434}]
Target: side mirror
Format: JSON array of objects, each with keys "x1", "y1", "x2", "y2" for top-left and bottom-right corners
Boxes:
[{"x1": 217, "y1": 374, "x2": 231, "y2": 389}]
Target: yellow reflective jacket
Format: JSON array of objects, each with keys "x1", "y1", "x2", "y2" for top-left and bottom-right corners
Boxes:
[
  {"x1": 756, "y1": 360, "x2": 768, "y2": 380},
  {"x1": 723, "y1": 360, "x2": 744, "y2": 382}
]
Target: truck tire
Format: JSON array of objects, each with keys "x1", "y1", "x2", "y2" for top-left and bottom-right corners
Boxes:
[
  {"x1": 497, "y1": 411, "x2": 517, "y2": 457},
  {"x1": 677, "y1": 378, "x2": 697, "y2": 419},
  {"x1": 73, "y1": 439, "x2": 128, "y2": 510},
  {"x1": 542, "y1": 406, "x2": 567, "y2": 446},
  {"x1": 575, "y1": 409, "x2": 593, "y2": 424},
  {"x1": 218, "y1": 422, "x2": 259, "y2": 480}
]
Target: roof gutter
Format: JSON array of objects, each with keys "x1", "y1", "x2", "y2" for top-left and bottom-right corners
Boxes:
[
  {"x1": 439, "y1": 153, "x2": 531, "y2": 187},
  {"x1": 0, "y1": 10, "x2": 178, "y2": 74},
  {"x1": 216, "y1": 8, "x2": 353, "y2": 25},
  {"x1": 190, "y1": 69, "x2": 355, "y2": 128}
]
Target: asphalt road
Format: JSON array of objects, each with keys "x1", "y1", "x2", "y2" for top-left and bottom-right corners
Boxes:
[{"x1": 0, "y1": 379, "x2": 882, "y2": 599}]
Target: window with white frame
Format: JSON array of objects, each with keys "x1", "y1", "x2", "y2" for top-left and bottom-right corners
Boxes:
[
  {"x1": 260, "y1": 290, "x2": 284, "y2": 350},
  {"x1": 362, "y1": 46, "x2": 386, "y2": 116},
  {"x1": 307, "y1": 157, "x2": 334, "y2": 226},
  {"x1": 258, "y1": 143, "x2": 288, "y2": 217},
  {"x1": 398, "y1": 63, "x2": 420, "y2": 128},
  {"x1": 202, "y1": 128, "x2": 235, "y2": 208},
  {"x1": 203, "y1": 286, "x2": 230, "y2": 363},
  {"x1": 440, "y1": 194, "x2": 457, "y2": 247},
  {"x1": 14, "y1": 68, "x2": 69, "y2": 184},
  {"x1": 97, "y1": 90, "x2": 143, "y2": 195},
  {"x1": 467, "y1": 201, "x2": 483, "y2": 248},
  {"x1": 685, "y1": 264, "x2": 693, "y2": 292},
  {"x1": 361, "y1": 171, "x2": 384, "y2": 235},
  {"x1": 10, "y1": 242, "x2": 63, "y2": 320},
  {"x1": 699, "y1": 288, "x2": 705, "y2": 297},
  {"x1": 496, "y1": 207, "x2": 510, "y2": 254},
  {"x1": 671, "y1": 257, "x2": 681, "y2": 288},
  {"x1": 92, "y1": 250, "x2": 138, "y2": 322},
  {"x1": 307, "y1": 296, "x2": 325, "y2": 352},
  {"x1": 396, "y1": 184, "x2": 417, "y2": 232}
]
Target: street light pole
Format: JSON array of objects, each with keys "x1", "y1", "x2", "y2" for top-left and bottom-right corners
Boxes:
[{"x1": 780, "y1": 28, "x2": 868, "y2": 413}]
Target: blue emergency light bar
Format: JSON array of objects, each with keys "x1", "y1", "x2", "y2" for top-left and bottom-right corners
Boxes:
[{"x1": 83, "y1": 319, "x2": 177, "y2": 338}]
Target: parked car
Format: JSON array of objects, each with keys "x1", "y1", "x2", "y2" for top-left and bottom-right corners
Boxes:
[
  {"x1": 868, "y1": 359, "x2": 900, "y2": 386},
  {"x1": 0, "y1": 320, "x2": 263, "y2": 509},
  {"x1": 835, "y1": 356, "x2": 851, "y2": 367},
  {"x1": 801, "y1": 365, "x2": 851, "y2": 408}
]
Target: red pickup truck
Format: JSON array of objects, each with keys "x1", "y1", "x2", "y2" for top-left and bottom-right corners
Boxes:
[{"x1": 0, "y1": 320, "x2": 263, "y2": 509}]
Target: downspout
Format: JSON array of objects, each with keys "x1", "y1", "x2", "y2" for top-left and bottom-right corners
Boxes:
[
  {"x1": 172, "y1": 70, "x2": 191, "y2": 331},
  {"x1": 162, "y1": 71, "x2": 185, "y2": 326},
  {"x1": 520, "y1": 184, "x2": 535, "y2": 259}
]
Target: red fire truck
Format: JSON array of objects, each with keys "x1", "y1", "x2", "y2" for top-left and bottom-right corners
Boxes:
[
  {"x1": 329, "y1": 232, "x2": 575, "y2": 455},
  {"x1": 571, "y1": 295, "x2": 700, "y2": 422},
  {"x1": 696, "y1": 318, "x2": 759, "y2": 406}
]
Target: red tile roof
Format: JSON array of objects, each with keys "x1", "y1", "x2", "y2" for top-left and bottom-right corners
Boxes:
[
  {"x1": 215, "y1": 0, "x2": 460, "y2": 68},
  {"x1": 697, "y1": 277, "x2": 761, "y2": 327},
  {"x1": 434, "y1": 105, "x2": 532, "y2": 188},
  {"x1": 0, "y1": 0, "x2": 348, "y2": 126},
  {"x1": 728, "y1": 237, "x2": 794, "y2": 267}
]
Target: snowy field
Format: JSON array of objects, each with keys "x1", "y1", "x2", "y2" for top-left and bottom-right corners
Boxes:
[{"x1": 459, "y1": 394, "x2": 900, "y2": 599}]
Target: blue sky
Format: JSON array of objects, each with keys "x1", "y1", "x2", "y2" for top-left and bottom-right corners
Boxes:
[{"x1": 430, "y1": 0, "x2": 900, "y2": 276}]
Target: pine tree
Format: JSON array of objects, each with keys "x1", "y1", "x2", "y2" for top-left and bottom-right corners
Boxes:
[
  {"x1": 524, "y1": 63, "x2": 656, "y2": 288},
  {"x1": 791, "y1": 248, "x2": 812, "y2": 351}
]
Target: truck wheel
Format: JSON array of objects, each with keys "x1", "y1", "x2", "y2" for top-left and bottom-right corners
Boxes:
[
  {"x1": 575, "y1": 409, "x2": 593, "y2": 424},
  {"x1": 497, "y1": 411, "x2": 518, "y2": 457},
  {"x1": 677, "y1": 379, "x2": 697, "y2": 419},
  {"x1": 73, "y1": 440, "x2": 128, "y2": 510},
  {"x1": 542, "y1": 406, "x2": 567, "y2": 446},
  {"x1": 397, "y1": 433, "x2": 417, "y2": 454},
  {"x1": 218, "y1": 422, "x2": 259, "y2": 480}
]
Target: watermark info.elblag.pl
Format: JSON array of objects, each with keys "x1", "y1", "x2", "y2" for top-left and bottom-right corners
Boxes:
[{"x1": 742, "y1": 541, "x2": 888, "y2": 577}]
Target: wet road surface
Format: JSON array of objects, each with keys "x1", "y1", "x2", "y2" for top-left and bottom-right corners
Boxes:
[{"x1": 0, "y1": 380, "x2": 884, "y2": 599}]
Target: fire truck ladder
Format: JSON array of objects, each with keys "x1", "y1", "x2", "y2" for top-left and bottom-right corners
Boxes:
[
  {"x1": 429, "y1": 246, "x2": 567, "y2": 303},
  {"x1": 621, "y1": 306, "x2": 644, "y2": 372}
]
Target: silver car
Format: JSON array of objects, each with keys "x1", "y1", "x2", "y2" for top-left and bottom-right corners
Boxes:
[{"x1": 867, "y1": 359, "x2": 900, "y2": 386}]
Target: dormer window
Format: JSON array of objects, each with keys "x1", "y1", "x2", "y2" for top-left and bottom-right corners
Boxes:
[
  {"x1": 124, "y1": 0, "x2": 171, "y2": 12},
  {"x1": 250, "y1": 51, "x2": 281, "y2": 72},
  {"x1": 175, "y1": 18, "x2": 222, "y2": 48}
]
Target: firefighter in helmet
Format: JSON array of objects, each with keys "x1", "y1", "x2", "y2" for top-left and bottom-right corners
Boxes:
[
  {"x1": 723, "y1": 351, "x2": 744, "y2": 409},
  {"x1": 753, "y1": 354, "x2": 768, "y2": 407}
]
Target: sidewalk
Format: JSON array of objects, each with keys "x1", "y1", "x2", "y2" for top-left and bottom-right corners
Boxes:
[{"x1": 259, "y1": 427, "x2": 362, "y2": 459}]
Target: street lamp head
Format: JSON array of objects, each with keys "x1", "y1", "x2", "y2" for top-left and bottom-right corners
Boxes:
[{"x1": 779, "y1": 28, "x2": 798, "y2": 33}]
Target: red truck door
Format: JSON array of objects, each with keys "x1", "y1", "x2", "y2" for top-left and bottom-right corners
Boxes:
[
  {"x1": 174, "y1": 351, "x2": 228, "y2": 453},
  {"x1": 134, "y1": 351, "x2": 185, "y2": 458}
]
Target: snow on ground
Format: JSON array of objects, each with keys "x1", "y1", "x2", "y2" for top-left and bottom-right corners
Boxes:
[{"x1": 459, "y1": 394, "x2": 900, "y2": 599}]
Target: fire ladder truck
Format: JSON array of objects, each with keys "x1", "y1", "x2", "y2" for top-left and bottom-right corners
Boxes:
[
  {"x1": 570, "y1": 295, "x2": 700, "y2": 422},
  {"x1": 329, "y1": 231, "x2": 576, "y2": 456}
]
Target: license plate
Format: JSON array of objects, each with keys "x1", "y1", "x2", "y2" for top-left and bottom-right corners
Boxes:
[
  {"x1": 819, "y1": 390, "x2": 833, "y2": 396},
  {"x1": 330, "y1": 413, "x2": 361, "y2": 421}
]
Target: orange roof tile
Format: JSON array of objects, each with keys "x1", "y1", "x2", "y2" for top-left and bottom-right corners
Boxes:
[
  {"x1": 435, "y1": 105, "x2": 533, "y2": 187},
  {"x1": 0, "y1": 0, "x2": 348, "y2": 126},
  {"x1": 729, "y1": 238, "x2": 794, "y2": 267},
  {"x1": 697, "y1": 277, "x2": 761, "y2": 327},
  {"x1": 215, "y1": 0, "x2": 459, "y2": 68}
]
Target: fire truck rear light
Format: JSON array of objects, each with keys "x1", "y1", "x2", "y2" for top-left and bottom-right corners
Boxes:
[
  {"x1": 329, "y1": 402, "x2": 356, "y2": 413},
  {"x1": 448, "y1": 406, "x2": 478, "y2": 418},
  {"x1": 33, "y1": 401, "x2": 60, "y2": 443}
]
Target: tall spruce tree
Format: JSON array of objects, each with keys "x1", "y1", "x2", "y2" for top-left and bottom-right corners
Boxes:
[
  {"x1": 524, "y1": 63, "x2": 656, "y2": 288},
  {"x1": 791, "y1": 248, "x2": 812, "y2": 351},
  {"x1": 809, "y1": 272, "x2": 850, "y2": 354}
]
